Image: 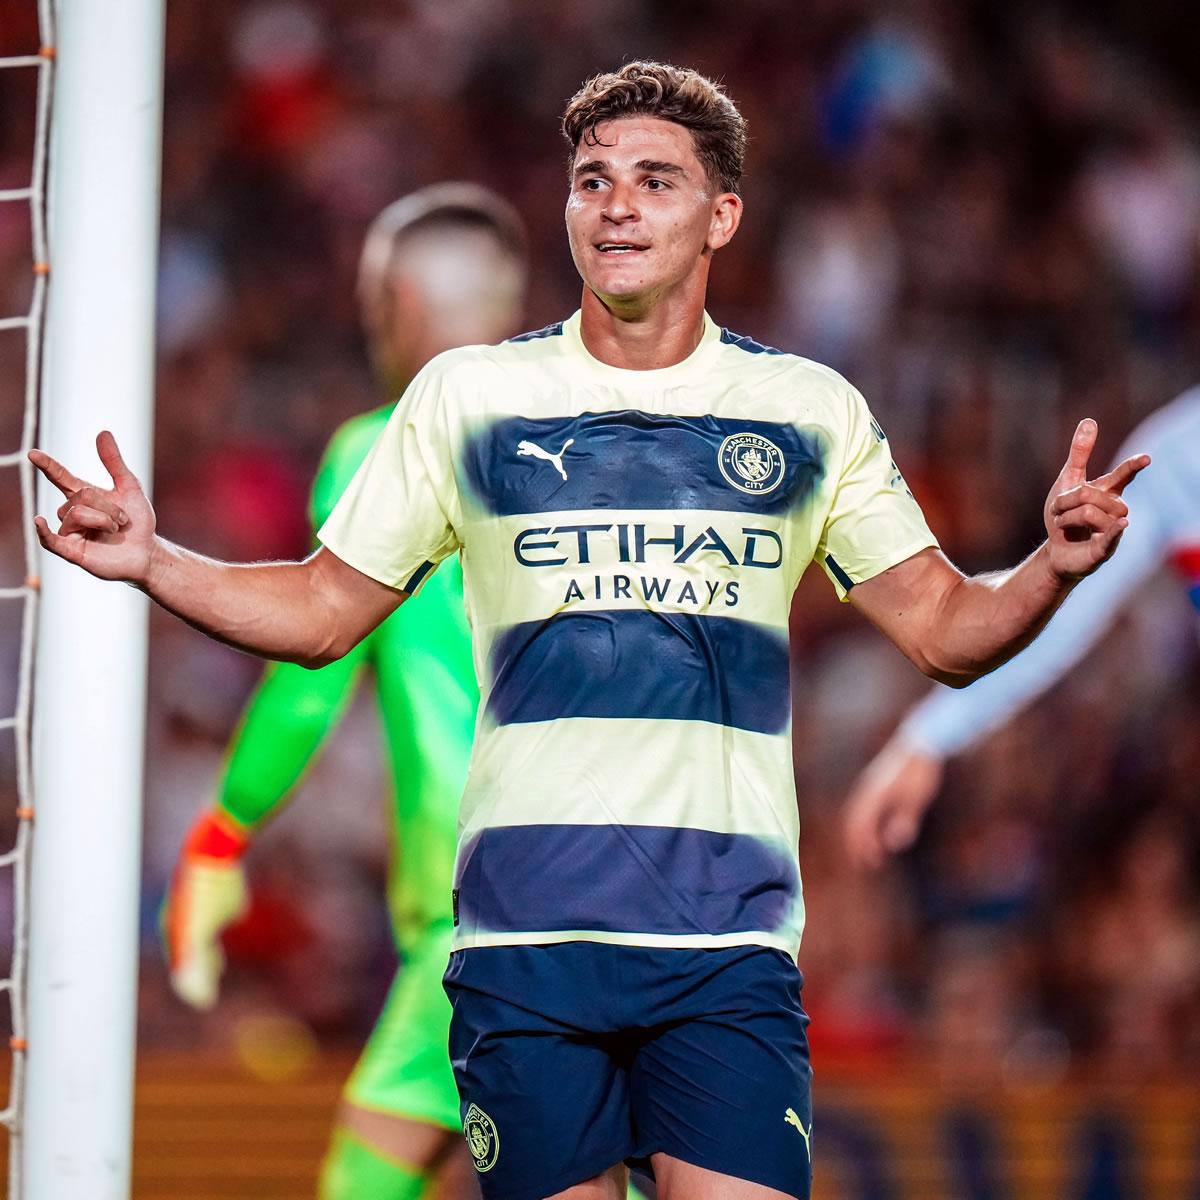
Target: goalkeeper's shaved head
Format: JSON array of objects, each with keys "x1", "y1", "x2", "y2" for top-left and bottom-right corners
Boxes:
[
  {"x1": 358, "y1": 183, "x2": 528, "y2": 309},
  {"x1": 358, "y1": 183, "x2": 529, "y2": 389}
]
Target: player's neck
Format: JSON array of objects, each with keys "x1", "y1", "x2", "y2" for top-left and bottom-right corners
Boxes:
[{"x1": 578, "y1": 286, "x2": 707, "y2": 371}]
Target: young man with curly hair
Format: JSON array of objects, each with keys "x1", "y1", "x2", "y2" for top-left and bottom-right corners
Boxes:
[{"x1": 33, "y1": 61, "x2": 1147, "y2": 1200}]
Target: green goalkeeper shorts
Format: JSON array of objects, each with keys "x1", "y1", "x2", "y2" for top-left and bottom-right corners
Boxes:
[{"x1": 343, "y1": 919, "x2": 459, "y2": 1130}]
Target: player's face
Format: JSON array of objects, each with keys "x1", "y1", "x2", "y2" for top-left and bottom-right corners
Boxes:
[{"x1": 565, "y1": 117, "x2": 740, "y2": 311}]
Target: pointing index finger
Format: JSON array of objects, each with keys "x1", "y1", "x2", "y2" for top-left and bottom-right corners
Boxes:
[
  {"x1": 28, "y1": 448, "x2": 85, "y2": 497},
  {"x1": 1095, "y1": 452, "x2": 1151, "y2": 497}
]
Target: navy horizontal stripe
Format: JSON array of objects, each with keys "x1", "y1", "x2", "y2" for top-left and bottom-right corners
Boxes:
[
  {"x1": 455, "y1": 823, "x2": 800, "y2": 937},
  {"x1": 461, "y1": 409, "x2": 825, "y2": 517},
  {"x1": 487, "y1": 610, "x2": 790, "y2": 734}
]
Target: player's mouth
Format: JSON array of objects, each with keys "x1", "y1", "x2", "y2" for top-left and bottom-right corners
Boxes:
[{"x1": 595, "y1": 241, "x2": 649, "y2": 255}]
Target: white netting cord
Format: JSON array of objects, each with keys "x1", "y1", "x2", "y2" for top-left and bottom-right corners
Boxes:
[{"x1": 1, "y1": 1, "x2": 55, "y2": 1194}]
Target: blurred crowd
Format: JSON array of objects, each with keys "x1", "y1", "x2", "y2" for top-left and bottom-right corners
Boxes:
[{"x1": 1, "y1": 0, "x2": 1199, "y2": 1081}]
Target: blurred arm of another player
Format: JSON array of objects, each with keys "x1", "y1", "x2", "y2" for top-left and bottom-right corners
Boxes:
[
  {"x1": 845, "y1": 420, "x2": 1168, "y2": 869},
  {"x1": 162, "y1": 418, "x2": 382, "y2": 1008},
  {"x1": 162, "y1": 647, "x2": 367, "y2": 1008}
]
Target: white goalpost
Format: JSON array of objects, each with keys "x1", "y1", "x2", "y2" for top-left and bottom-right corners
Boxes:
[{"x1": 24, "y1": 0, "x2": 166, "y2": 1195}]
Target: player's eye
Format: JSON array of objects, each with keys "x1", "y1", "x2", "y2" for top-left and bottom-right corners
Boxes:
[
  {"x1": 580, "y1": 178, "x2": 605, "y2": 191},
  {"x1": 644, "y1": 178, "x2": 668, "y2": 190}
]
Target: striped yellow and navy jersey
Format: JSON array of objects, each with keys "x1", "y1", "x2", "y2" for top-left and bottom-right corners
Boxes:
[{"x1": 318, "y1": 309, "x2": 937, "y2": 955}]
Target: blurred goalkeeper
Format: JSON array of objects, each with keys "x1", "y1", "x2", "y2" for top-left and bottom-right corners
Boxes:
[
  {"x1": 844, "y1": 389, "x2": 1197, "y2": 868},
  {"x1": 161, "y1": 183, "x2": 529, "y2": 1200}
]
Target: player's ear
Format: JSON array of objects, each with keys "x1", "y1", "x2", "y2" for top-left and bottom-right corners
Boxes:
[
  {"x1": 707, "y1": 192, "x2": 742, "y2": 251},
  {"x1": 363, "y1": 271, "x2": 424, "y2": 381},
  {"x1": 383, "y1": 274, "x2": 427, "y2": 357}
]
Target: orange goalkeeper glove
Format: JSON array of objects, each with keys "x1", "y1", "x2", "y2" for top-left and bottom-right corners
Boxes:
[{"x1": 161, "y1": 809, "x2": 250, "y2": 1010}]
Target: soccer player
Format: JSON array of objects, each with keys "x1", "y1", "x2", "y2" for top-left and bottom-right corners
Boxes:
[
  {"x1": 161, "y1": 183, "x2": 529, "y2": 1200},
  {"x1": 31, "y1": 62, "x2": 1148, "y2": 1200},
  {"x1": 843, "y1": 389, "x2": 1194, "y2": 869}
]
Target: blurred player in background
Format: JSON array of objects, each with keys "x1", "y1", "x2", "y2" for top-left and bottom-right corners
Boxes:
[
  {"x1": 161, "y1": 183, "x2": 529, "y2": 1200},
  {"x1": 843, "y1": 390, "x2": 1194, "y2": 868}
]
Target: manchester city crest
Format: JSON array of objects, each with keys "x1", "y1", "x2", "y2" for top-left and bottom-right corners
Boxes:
[
  {"x1": 718, "y1": 432, "x2": 786, "y2": 494},
  {"x1": 463, "y1": 1102, "x2": 500, "y2": 1173}
]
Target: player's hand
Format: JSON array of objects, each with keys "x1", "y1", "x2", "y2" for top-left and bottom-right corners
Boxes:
[
  {"x1": 161, "y1": 810, "x2": 250, "y2": 1011},
  {"x1": 29, "y1": 431, "x2": 157, "y2": 585},
  {"x1": 843, "y1": 734, "x2": 944, "y2": 869},
  {"x1": 1043, "y1": 419, "x2": 1150, "y2": 582}
]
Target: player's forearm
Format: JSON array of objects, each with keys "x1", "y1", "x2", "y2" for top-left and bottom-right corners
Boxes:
[
  {"x1": 919, "y1": 542, "x2": 1071, "y2": 687},
  {"x1": 904, "y1": 505, "x2": 1162, "y2": 753},
  {"x1": 142, "y1": 537, "x2": 347, "y2": 667}
]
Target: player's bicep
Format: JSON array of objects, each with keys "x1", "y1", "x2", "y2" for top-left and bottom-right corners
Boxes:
[
  {"x1": 848, "y1": 547, "x2": 963, "y2": 672},
  {"x1": 307, "y1": 546, "x2": 407, "y2": 662}
]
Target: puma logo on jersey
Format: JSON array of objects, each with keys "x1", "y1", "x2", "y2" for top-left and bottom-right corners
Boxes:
[
  {"x1": 784, "y1": 1108, "x2": 812, "y2": 1161},
  {"x1": 517, "y1": 438, "x2": 574, "y2": 481}
]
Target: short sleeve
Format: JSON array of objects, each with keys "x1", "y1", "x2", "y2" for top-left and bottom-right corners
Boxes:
[
  {"x1": 317, "y1": 362, "x2": 460, "y2": 594},
  {"x1": 816, "y1": 387, "x2": 938, "y2": 601}
]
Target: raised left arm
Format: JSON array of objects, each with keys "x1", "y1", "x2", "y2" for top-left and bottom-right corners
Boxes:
[{"x1": 849, "y1": 419, "x2": 1149, "y2": 687}]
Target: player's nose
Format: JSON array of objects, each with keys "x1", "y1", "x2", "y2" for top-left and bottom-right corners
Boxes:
[{"x1": 602, "y1": 182, "x2": 639, "y2": 222}]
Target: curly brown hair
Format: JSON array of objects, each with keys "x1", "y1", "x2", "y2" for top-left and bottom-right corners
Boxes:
[{"x1": 562, "y1": 61, "x2": 747, "y2": 195}]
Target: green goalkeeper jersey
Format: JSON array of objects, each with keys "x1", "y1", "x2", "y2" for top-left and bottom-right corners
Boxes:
[{"x1": 217, "y1": 403, "x2": 476, "y2": 951}]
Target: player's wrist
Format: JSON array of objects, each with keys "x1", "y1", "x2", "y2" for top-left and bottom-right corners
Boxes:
[
  {"x1": 139, "y1": 535, "x2": 174, "y2": 594},
  {"x1": 182, "y1": 808, "x2": 251, "y2": 864},
  {"x1": 1035, "y1": 539, "x2": 1082, "y2": 590}
]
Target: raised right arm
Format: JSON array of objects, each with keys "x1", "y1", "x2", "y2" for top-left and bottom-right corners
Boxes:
[
  {"x1": 30, "y1": 431, "x2": 404, "y2": 667},
  {"x1": 843, "y1": 421, "x2": 1168, "y2": 868}
]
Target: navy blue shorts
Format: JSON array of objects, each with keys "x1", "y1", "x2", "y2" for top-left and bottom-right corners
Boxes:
[{"x1": 444, "y1": 942, "x2": 813, "y2": 1200}]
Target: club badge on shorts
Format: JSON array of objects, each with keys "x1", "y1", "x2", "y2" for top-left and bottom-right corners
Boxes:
[
  {"x1": 464, "y1": 1102, "x2": 500, "y2": 1172},
  {"x1": 719, "y1": 432, "x2": 785, "y2": 494}
]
